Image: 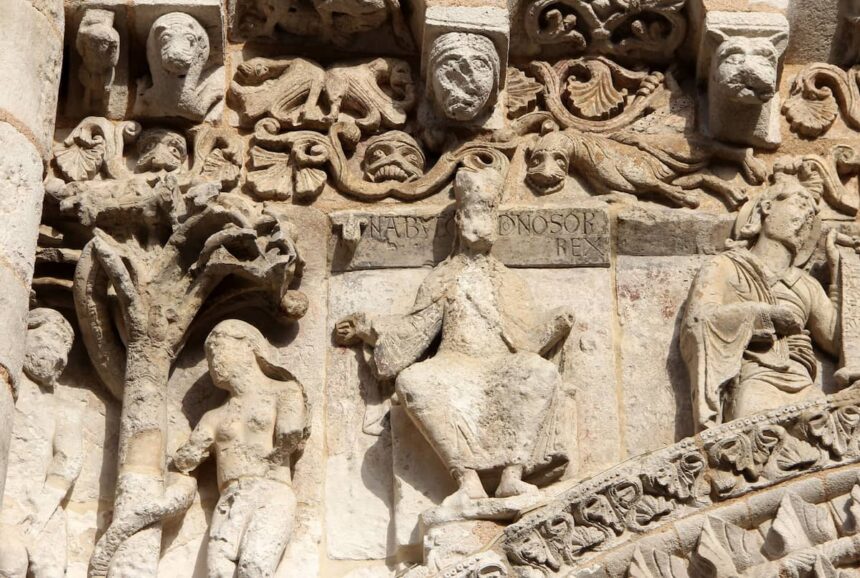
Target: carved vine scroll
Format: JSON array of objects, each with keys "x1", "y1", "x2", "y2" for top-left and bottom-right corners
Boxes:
[{"x1": 523, "y1": 0, "x2": 687, "y2": 62}]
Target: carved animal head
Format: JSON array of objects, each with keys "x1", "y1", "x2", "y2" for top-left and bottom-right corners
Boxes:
[
  {"x1": 148, "y1": 12, "x2": 210, "y2": 78},
  {"x1": 429, "y1": 33, "x2": 500, "y2": 121},
  {"x1": 361, "y1": 131, "x2": 425, "y2": 183},
  {"x1": 709, "y1": 30, "x2": 788, "y2": 104},
  {"x1": 23, "y1": 308, "x2": 74, "y2": 388},
  {"x1": 526, "y1": 131, "x2": 574, "y2": 195},
  {"x1": 136, "y1": 128, "x2": 188, "y2": 173},
  {"x1": 76, "y1": 9, "x2": 120, "y2": 74}
]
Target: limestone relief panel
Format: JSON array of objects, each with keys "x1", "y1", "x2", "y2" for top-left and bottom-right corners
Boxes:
[{"x1": 9, "y1": 0, "x2": 860, "y2": 576}]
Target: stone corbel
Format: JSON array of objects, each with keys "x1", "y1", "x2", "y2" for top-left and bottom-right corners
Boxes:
[
  {"x1": 69, "y1": 6, "x2": 126, "y2": 119},
  {"x1": 132, "y1": 2, "x2": 226, "y2": 122},
  {"x1": 420, "y1": 5, "x2": 510, "y2": 129},
  {"x1": 697, "y1": 12, "x2": 789, "y2": 149}
]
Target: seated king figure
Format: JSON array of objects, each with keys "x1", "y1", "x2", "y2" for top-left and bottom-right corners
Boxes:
[{"x1": 336, "y1": 162, "x2": 575, "y2": 504}]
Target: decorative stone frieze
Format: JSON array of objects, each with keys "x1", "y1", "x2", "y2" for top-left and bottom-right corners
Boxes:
[{"x1": 5, "y1": 0, "x2": 860, "y2": 577}]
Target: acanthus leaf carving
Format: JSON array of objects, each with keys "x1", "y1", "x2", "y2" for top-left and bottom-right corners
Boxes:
[
  {"x1": 246, "y1": 120, "x2": 517, "y2": 202},
  {"x1": 529, "y1": 58, "x2": 667, "y2": 132},
  {"x1": 54, "y1": 117, "x2": 141, "y2": 183},
  {"x1": 783, "y1": 64, "x2": 860, "y2": 138},
  {"x1": 507, "y1": 67, "x2": 544, "y2": 119}
]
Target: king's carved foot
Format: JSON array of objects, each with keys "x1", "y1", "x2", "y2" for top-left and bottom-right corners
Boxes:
[{"x1": 495, "y1": 465, "x2": 539, "y2": 498}]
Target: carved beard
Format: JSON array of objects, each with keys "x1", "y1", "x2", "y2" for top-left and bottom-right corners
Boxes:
[{"x1": 364, "y1": 154, "x2": 424, "y2": 183}]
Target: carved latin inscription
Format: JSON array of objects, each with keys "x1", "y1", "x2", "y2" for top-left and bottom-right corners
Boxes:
[{"x1": 332, "y1": 207, "x2": 609, "y2": 270}]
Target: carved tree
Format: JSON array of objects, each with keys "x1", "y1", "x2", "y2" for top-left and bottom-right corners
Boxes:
[{"x1": 61, "y1": 172, "x2": 305, "y2": 576}]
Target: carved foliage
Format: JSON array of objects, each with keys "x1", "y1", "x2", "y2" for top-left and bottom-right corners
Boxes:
[
  {"x1": 523, "y1": 0, "x2": 687, "y2": 62},
  {"x1": 54, "y1": 117, "x2": 141, "y2": 182},
  {"x1": 527, "y1": 57, "x2": 667, "y2": 132},
  {"x1": 783, "y1": 64, "x2": 860, "y2": 138},
  {"x1": 625, "y1": 487, "x2": 860, "y2": 578},
  {"x1": 502, "y1": 391, "x2": 860, "y2": 576},
  {"x1": 245, "y1": 119, "x2": 515, "y2": 202}
]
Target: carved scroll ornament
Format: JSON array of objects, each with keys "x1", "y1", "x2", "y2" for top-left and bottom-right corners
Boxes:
[
  {"x1": 246, "y1": 119, "x2": 516, "y2": 201},
  {"x1": 499, "y1": 388, "x2": 860, "y2": 577},
  {"x1": 523, "y1": 0, "x2": 687, "y2": 63},
  {"x1": 528, "y1": 57, "x2": 668, "y2": 132},
  {"x1": 783, "y1": 63, "x2": 860, "y2": 138}
]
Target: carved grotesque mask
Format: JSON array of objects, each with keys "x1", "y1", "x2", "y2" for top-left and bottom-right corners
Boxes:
[
  {"x1": 526, "y1": 132, "x2": 572, "y2": 195},
  {"x1": 23, "y1": 308, "x2": 74, "y2": 388},
  {"x1": 150, "y1": 13, "x2": 209, "y2": 77},
  {"x1": 429, "y1": 33, "x2": 499, "y2": 121},
  {"x1": 136, "y1": 129, "x2": 188, "y2": 173},
  {"x1": 454, "y1": 167, "x2": 502, "y2": 253},
  {"x1": 362, "y1": 131, "x2": 425, "y2": 183},
  {"x1": 711, "y1": 33, "x2": 786, "y2": 104}
]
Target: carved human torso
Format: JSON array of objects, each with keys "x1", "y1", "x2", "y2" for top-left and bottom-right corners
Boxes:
[
  {"x1": 211, "y1": 388, "x2": 282, "y2": 490},
  {"x1": 438, "y1": 256, "x2": 511, "y2": 358}
]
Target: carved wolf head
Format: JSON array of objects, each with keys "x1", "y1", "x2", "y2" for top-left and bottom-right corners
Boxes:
[{"x1": 709, "y1": 30, "x2": 788, "y2": 105}]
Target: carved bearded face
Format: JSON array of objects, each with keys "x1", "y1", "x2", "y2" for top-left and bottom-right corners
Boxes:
[
  {"x1": 23, "y1": 309, "x2": 74, "y2": 388},
  {"x1": 150, "y1": 13, "x2": 209, "y2": 77},
  {"x1": 760, "y1": 181, "x2": 819, "y2": 255},
  {"x1": 362, "y1": 132, "x2": 425, "y2": 183},
  {"x1": 429, "y1": 33, "x2": 499, "y2": 121},
  {"x1": 526, "y1": 132, "x2": 572, "y2": 195},
  {"x1": 136, "y1": 129, "x2": 188, "y2": 173}
]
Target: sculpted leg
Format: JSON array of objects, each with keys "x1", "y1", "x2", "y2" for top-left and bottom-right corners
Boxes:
[
  {"x1": 236, "y1": 483, "x2": 296, "y2": 578},
  {"x1": 443, "y1": 468, "x2": 488, "y2": 506},
  {"x1": 207, "y1": 492, "x2": 243, "y2": 578},
  {"x1": 395, "y1": 355, "x2": 487, "y2": 473}
]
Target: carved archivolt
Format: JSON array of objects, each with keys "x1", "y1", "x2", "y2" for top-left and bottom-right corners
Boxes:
[{"x1": 498, "y1": 389, "x2": 860, "y2": 576}]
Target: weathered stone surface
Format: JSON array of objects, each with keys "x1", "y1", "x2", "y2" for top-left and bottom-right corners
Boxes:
[
  {"x1": 617, "y1": 256, "x2": 703, "y2": 456},
  {"x1": 0, "y1": 0, "x2": 62, "y2": 155},
  {"x1": 5, "y1": 1, "x2": 860, "y2": 577}
]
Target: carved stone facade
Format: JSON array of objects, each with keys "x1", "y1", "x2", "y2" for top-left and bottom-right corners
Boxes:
[{"x1": 5, "y1": 0, "x2": 860, "y2": 577}]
